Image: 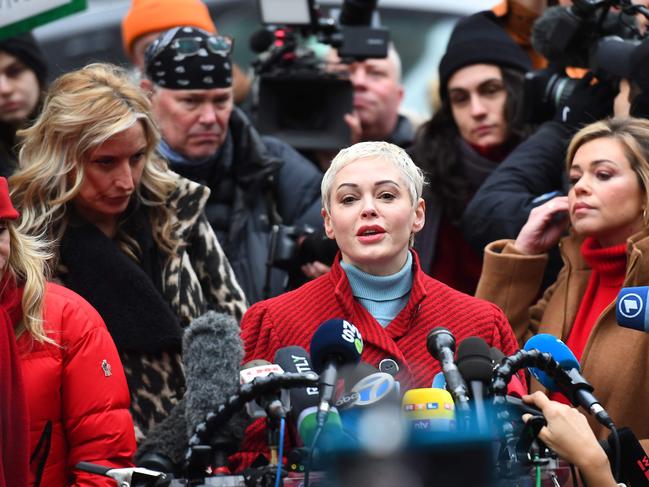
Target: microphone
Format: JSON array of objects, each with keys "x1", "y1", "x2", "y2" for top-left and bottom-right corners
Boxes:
[
  {"x1": 339, "y1": 0, "x2": 378, "y2": 26},
  {"x1": 273, "y1": 346, "x2": 342, "y2": 447},
  {"x1": 431, "y1": 372, "x2": 447, "y2": 389},
  {"x1": 239, "y1": 360, "x2": 290, "y2": 419},
  {"x1": 599, "y1": 427, "x2": 649, "y2": 486},
  {"x1": 426, "y1": 327, "x2": 470, "y2": 413},
  {"x1": 524, "y1": 334, "x2": 614, "y2": 429},
  {"x1": 490, "y1": 347, "x2": 527, "y2": 398},
  {"x1": 457, "y1": 337, "x2": 493, "y2": 434},
  {"x1": 137, "y1": 311, "x2": 246, "y2": 472},
  {"x1": 616, "y1": 286, "x2": 649, "y2": 333},
  {"x1": 249, "y1": 28, "x2": 275, "y2": 54},
  {"x1": 310, "y1": 319, "x2": 363, "y2": 428},
  {"x1": 402, "y1": 388, "x2": 456, "y2": 433},
  {"x1": 531, "y1": 6, "x2": 590, "y2": 67}
]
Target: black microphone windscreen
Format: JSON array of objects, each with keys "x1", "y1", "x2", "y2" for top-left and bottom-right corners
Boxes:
[
  {"x1": 273, "y1": 346, "x2": 319, "y2": 416},
  {"x1": 339, "y1": 0, "x2": 377, "y2": 26},
  {"x1": 606, "y1": 427, "x2": 649, "y2": 486},
  {"x1": 249, "y1": 28, "x2": 275, "y2": 54},
  {"x1": 310, "y1": 319, "x2": 363, "y2": 374},
  {"x1": 457, "y1": 337, "x2": 493, "y2": 384},
  {"x1": 183, "y1": 311, "x2": 244, "y2": 439},
  {"x1": 135, "y1": 397, "x2": 188, "y2": 469},
  {"x1": 490, "y1": 346, "x2": 506, "y2": 364},
  {"x1": 532, "y1": 6, "x2": 590, "y2": 67}
]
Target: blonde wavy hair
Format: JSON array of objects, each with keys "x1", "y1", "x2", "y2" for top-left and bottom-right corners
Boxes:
[
  {"x1": 9, "y1": 63, "x2": 179, "y2": 265},
  {"x1": 3, "y1": 220, "x2": 53, "y2": 344}
]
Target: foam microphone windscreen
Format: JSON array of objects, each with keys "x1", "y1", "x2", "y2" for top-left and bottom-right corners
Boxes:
[
  {"x1": 183, "y1": 311, "x2": 246, "y2": 441},
  {"x1": 457, "y1": 337, "x2": 493, "y2": 384},
  {"x1": 135, "y1": 397, "x2": 188, "y2": 469},
  {"x1": 524, "y1": 333, "x2": 579, "y2": 391},
  {"x1": 310, "y1": 319, "x2": 363, "y2": 374}
]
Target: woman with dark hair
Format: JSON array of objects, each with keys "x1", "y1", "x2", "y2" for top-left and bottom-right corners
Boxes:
[
  {"x1": 0, "y1": 32, "x2": 47, "y2": 176},
  {"x1": 411, "y1": 12, "x2": 533, "y2": 295}
]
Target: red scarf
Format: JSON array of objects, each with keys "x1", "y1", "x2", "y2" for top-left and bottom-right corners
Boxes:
[
  {"x1": 0, "y1": 274, "x2": 30, "y2": 487},
  {"x1": 550, "y1": 237, "x2": 626, "y2": 405}
]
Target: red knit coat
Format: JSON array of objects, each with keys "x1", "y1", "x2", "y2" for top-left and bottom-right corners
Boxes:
[
  {"x1": 233, "y1": 251, "x2": 520, "y2": 471},
  {"x1": 18, "y1": 283, "x2": 136, "y2": 486}
]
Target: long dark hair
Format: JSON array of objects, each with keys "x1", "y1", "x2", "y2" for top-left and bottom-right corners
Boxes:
[{"x1": 412, "y1": 66, "x2": 533, "y2": 222}]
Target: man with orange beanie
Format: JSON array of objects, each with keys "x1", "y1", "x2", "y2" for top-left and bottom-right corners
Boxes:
[{"x1": 121, "y1": 0, "x2": 250, "y2": 103}]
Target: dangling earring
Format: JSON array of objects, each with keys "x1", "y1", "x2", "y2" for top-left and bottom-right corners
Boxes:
[{"x1": 644, "y1": 207, "x2": 648, "y2": 225}]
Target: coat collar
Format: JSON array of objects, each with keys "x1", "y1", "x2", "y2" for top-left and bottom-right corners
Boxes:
[{"x1": 327, "y1": 249, "x2": 427, "y2": 370}]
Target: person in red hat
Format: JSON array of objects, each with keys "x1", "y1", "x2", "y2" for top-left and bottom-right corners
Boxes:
[{"x1": 0, "y1": 176, "x2": 136, "y2": 486}]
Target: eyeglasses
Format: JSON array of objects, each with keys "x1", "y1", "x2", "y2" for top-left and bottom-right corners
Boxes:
[
  {"x1": 147, "y1": 31, "x2": 233, "y2": 63},
  {"x1": 171, "y1": 35, "x2": 234, "y2": 56}
]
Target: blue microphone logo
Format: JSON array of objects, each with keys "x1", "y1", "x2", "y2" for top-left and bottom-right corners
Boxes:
[
  {"x1": 351, "y1": 373, "x2": 395, "y2": 406},
  {"x1": 616, "y1": 287, "x2": 649, "y2": 333},
  {"x1": 618, "y1": 293, "x2": 643, "y2": 319}
]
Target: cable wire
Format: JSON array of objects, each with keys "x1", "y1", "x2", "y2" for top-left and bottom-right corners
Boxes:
[
  {"x1": 275, "y1": 417, "x2": 285, "y2": 487},
  {"x1": 303, "y1": 423, "x2": 324, "y2": 487}
]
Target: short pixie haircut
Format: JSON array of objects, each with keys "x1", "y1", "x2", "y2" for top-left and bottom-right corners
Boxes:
[{"x1": 321, "y1": 141, "x2": 426, "y2": 213}]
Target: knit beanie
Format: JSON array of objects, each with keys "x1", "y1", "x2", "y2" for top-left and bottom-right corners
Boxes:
[
  {"x1": 438, "y1": 12, "x2": 531, "y2": 99},
  {"x1": 121, "y1": 0, "x2": 217, "y2": 57},
  {"x1": 0, "y1": 178, "x2": 19, "y2": 220},
  {"x1": 145, "y1": 26, "x2": 232, "y2": 89},
  {"x1": 0, "y1": 33, "x2": 48, "y2": 88}
]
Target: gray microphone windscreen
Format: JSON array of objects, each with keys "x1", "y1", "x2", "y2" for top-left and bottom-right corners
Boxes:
[{"x1": 183, "y1": 311, "x2": 243, "y2": 438}]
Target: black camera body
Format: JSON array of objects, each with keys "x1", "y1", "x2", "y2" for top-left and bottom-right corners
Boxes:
[
  {"x1": 523, "y1": 0, "x2": 645, "y2": 123},
  {"x1": 252, "y1": 0, "x2": 390, "y2": 151}
]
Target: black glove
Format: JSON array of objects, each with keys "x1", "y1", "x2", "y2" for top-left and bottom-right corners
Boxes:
[{"x1": 553, "y1": 72, "x2": 615, "y2": 131}]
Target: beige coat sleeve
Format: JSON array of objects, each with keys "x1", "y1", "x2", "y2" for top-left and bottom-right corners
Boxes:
[{"x1": 476, "y1": 239, "x2": 550, "y2": 345}]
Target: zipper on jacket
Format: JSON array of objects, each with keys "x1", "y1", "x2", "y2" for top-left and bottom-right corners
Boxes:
[{"x1": 30, "y1": 420, "x2": 52, "y2": 487}]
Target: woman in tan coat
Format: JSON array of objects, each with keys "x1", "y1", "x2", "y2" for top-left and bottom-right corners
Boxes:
[{"x1": 476, "y1": 117, "x2": 649, "y2": 449}]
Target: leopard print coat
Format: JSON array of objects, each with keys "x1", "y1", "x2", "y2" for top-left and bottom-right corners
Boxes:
[{"x1": 57, "y1": 174, "x2": 248, "y2": 441}]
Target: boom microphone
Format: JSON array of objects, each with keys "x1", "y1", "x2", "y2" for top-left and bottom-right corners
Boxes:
[
  {"x1": 136, "y1": 311, "x2": 247, "y2": 471},
  {"x1": 184, "y1": 311, "x2": 249, "y2": 471},
  {"x1": 524, "y1": 334, "x2": 614, "y2": 429},
  {"x1": 310, "y1": 319, "x2": 363, "y2": 427}
]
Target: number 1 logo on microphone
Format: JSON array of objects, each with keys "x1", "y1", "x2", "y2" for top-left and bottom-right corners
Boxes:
[{"x1": 341, "y1": 320, "x2": 364, "y2": 355}]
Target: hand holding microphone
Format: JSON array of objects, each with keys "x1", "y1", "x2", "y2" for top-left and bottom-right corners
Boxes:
[
  {"x1": 522, "y1": 391, "x2": 617, "y2": 487},
  {"x1": 524, "y1": 334, "x2": 614, "y2": 429}
]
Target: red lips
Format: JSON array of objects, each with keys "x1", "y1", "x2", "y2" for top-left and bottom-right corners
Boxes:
[{"x1": 356, "y1": 225, "x2": 385, "y2": 236}]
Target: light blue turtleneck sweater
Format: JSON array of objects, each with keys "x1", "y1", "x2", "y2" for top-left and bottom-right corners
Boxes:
[{"x1": 340, "y1": 252, "x2": 413, "y2": 327}]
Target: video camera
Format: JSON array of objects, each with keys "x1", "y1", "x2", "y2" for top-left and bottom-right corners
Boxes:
[
  {"x1": 250, "y1": 0, "x2": 390, "y2": 151},
  {"x1": 524, "y1": 0, "x2": 649, "y2": 122}
]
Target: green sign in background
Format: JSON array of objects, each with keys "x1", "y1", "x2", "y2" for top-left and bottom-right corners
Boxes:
[{"x1": 0, "y1": 0, "x2": 87, "y2": 41}]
